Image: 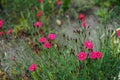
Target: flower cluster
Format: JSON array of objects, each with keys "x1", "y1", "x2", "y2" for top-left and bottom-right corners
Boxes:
[
  {"x1": 78, "y1": 14, "x2": 87, "y2": 27},
  {"x1": 0, "y1": 20, "x2": 12, "y2": 36},
  {"x1": 29, "y1": 0, "x2": 58, "y2": 71},
  {"x1": 77, "y1": 40, "x2": 102, "y2": 61},
  {"x1": 89, "y1": 51, "x2": 102, "y2": 59},
  {"x1": 38, "y1": 33, "x2": 56, "y2": 49}
]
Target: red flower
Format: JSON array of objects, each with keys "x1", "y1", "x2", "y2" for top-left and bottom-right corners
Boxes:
[
  {"x1": 38, "y1": 0, "x2": 43, "y2": 3},
  {"x1": 33, "y1": 21, "x2": 42, "y2": 27},
  {"x1": 44, "y1": 42, "x2": 51, "y2": 49},
  {"x1": 29, "y1": 63, "x2": 37, "y2": 71},
  {"x1": 84, "y1": 40, "x2": 94, "y2": 49},
  {"x1": 89, "y1": 51, "x2": 102, "y2": 59},
  {"x1": 96, "y1": 52, "x2": 102, "y2": 59},
  {"x1": 89, "y1": 52, "x2": 97, "y2": 59},
  {"x1": 56, "y1": 0, "x2": 62, "y2": 5},
  {"x1": 0, "y1": 31, "x2": 4, "y2": 36},
  {"x1": 6, "y1": 29, "x2": 12, "y2": 35},
  {"x1": 39, "y1": 37, "x2": 47, "y2": 43},
  {"x1": 117, "y1": 30, "x2": 120, "y2": 37},
  {"x1": 77, "y1": 52, "x2": 87, "y2": 61},
  {"x1": 0, "y1": 20, "x2": 3, "y2": 28},
  {"x1": 78, "y1": 14, "x2": 85, "y2": 20},
  {"x1": 36, "y1": 11, "x2": 42, "y2": 18},
  {"x1": 48, "y1": 33, "x2": 56, "y2": 40},
  {"x1": 81, "y1": 21, "x2": 87, "y2": 27}
]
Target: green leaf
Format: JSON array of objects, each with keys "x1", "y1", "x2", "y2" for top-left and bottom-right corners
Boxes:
[{"x1": 31, "y1": 71, "x2": 39, "y2": 80}]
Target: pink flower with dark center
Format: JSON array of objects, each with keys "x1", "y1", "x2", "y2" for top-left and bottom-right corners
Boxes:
[
  {"x1": 44, "y1": 42, "x2": 51, "y2": 49},
  {"x1": 48, "y1": 33, "x2": 56, "y2": 40},
  {"x1": 39, "y1": 37, "x2": 47, "y2": 43},
  {"x1": 33, "y1": 21, "x2": 42, "y2": 27},
  {"x1": 29, "y1": 63, "x2": 37, "y2": 71},
  {"x1": 78, "y1": 14, "x2": 85, "y2": 20},
  {"x1": 36, "y1": 11, "x2": 42, "y2": 18},
  {"x1": 77, "y1": 52, "x2": 87, "y2": 61},
  {"x1": 56, "y1": 0, "x2": 62, "y2": 5},
  {"x1": 96, "y1": 52, "x2": 102, "y2": 59},
  {"x1": 38, "y1": 0, "x2": 43, "y2": 3},
  {"x1": 6, "y1": 29, "x2": 12, "y2": 35},
  {"x1": 89, "y1": 52, "x2": 97, "y2": 59},
  {"x1": 117, "y1": 30, "x2": 120, "y2": 37},
  {"x1": 84, "y1": 40, "x2": 93, "y2": 49},
  {"x1": 0, "y1": 20, "x2": 3, "y2": 28},
  {"x1": 0, "y1": 31, "x2": 4, "y2": 36}
]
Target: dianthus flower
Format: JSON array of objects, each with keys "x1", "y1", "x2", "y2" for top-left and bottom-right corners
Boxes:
[
  {"x1": 81, "y1": 21, "x2": 87, "y2": 27},
  {"x1": 33, "y1": 21, "x2": 42, "y2": 27},
  {"x1": 89, "y1": 51, "x2": 102, "y2": 59},
  {"x1": 36, "y1": 11, "x2": 42, "y2": 18},
  {"x1": 6, "y1": 29, "x2": 12, "y2": 35},
  {"x1": 48, "y1": 33, "x2": 56, "y2": 40},
  {"x1": 39, "y1": 37, "x2": 47, "y2": 43},
  {"x1": 38, "y1": 0, "x2": 43, "y2": 3},
  {"x1": 89, "y1": 52, "x2": 97, "y2": 59},
  {"x1": 0, "y1": 20, "x2": 3, "y2": 28},
  {"x1": 56, "y1": 0, "x2": 62, "y2": 5},
  {"x1": 84, "y1": 40, "x2": 93, "y2": 49},
  {"x1": 78, "y1": 14, "x2": 85, "y2": 20},
  {"x1": 29, "y1": 63, "x2": 37, "y2": 71},
  {"x1": 77, "y1": 52, "x2": 87, "y2": 61},
  {"x1": 96, "y1": 52, "x2": 102, "y2": 59},
  {"x1": 44, "y1": 42, "x2": 51, "y2": 49}
]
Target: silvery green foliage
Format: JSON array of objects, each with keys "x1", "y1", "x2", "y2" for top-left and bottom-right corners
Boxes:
[
  {"x1": 0, "y1": 38, "x2": 33, "y2": 78},
  {"x1": 70, "y1": 0, "x2": 95, "y2": 12}
]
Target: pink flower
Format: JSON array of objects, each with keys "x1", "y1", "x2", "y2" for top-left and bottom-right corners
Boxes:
[
  {"x1": 0, "y1": 31, "x2": 4, "y2": 36},
  {"x1": 0, "y1": 20, "x2": 3, "y2": 28},
  {"x1": 77, "y1": 52, "x2": 87, "y2": 61},
  {"x1": 96, "y1": 52, "x2": 102, "y2": 59},
  {"x1": 78, "y1": 14, "x2": 85, "y2": 20},
  {"x1": 36, "y1": 11, "x2": 42, "y2": 18},
  {"x1": 29, "y1": 63, "x2": 37, "y2": 71},
  {"x1": 48, "y1": 33, "x2": 56, "y2": 40},
  {"x1": 33, "y1": 21, "x2": 42, "y2": 27},
  {"x1": 89, "y1": 51, "x2": 102, "y2": 59},
  {"x1": 117, "y1": 30, "x2": 120, "y2": 37},
  {"x1": 89, "y1": 52, "x2": 97, "y2": 59},
  {"x1": 44, "y1": 42, "x2": 51, "y2": 49},
  {"x1": 84, "y1": 40, "x2": 93, "y2": 49},
  {"x1": 38, "y1": 0, "x2": 43, "y2": 3},
  {"x1": 39, "y1": 37, "x2": 47, "y2": 43},
  {"x1": 56, "y1": 0, "x2": 62, "y2": 5},
  {"x1": 81, "y1": 21, "x2": 87, "y2": 27},
  {"x1": 6, "y1": 29, "x2": 12, "y2": 35}
]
